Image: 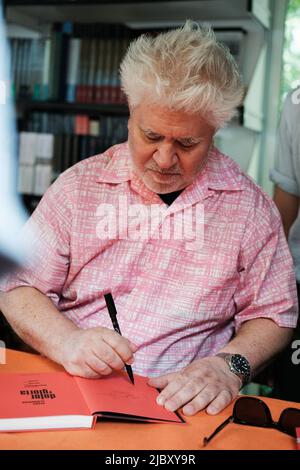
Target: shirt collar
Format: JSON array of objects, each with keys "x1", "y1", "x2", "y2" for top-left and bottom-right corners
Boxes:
[
  {"x1": 95, "y1": 142, "x2": 132, "y2": 184},
  {"x1": 204, "y1": 146, "x2": 246, "y2": 192},
  {"x1": 95, "y1": 143, "x2": 246, "y2": 202}
]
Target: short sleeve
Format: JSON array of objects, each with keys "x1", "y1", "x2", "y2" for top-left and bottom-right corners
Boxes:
[
  {"x1": 270, "y1": 93, "x2": 300, "y2": 196},
  {"x1": 0, "y1": 172, "x2": 73, "y2": 307},
  {"x1": 234, "y1": 196, "x2": 299, "y2": 330}
]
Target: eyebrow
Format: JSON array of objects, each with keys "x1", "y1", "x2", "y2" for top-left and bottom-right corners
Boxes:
[
  {"x1": 141, "y1": 127, "x2": 162, "y2": 138},
  {"x1": 177, "y1": 136, "x2": 204, "y2": 145},
  {"x1": 140, "y1": 127, "x2": 203, "y2": 144}
]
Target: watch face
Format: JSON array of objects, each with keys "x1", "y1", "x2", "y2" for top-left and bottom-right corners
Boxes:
[{"x1": 231, "y1": 354, "x2": 250, "y2": 376}]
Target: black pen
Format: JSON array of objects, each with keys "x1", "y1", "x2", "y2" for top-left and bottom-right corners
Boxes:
[{"x1": 104, "y1": 292, "x2": 135, "y2": 385}]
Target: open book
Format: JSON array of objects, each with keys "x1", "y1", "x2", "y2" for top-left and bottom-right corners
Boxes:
[{"x1": 0, "y1": 371, "x2": 184, "y2": 432}]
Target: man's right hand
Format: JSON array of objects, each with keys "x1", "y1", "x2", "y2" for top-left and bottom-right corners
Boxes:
[{"x1": 60, "y1": 327, "x2": 138, "y2": 378}]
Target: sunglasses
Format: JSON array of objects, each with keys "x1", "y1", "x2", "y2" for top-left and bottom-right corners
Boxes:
[{"x1": 203, "y1": 396, "x2": 300, "y2": 446}]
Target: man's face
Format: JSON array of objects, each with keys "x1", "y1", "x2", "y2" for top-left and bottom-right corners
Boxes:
[{"x1": 128, "y1": 103, "x2": 216, "y2": 194}]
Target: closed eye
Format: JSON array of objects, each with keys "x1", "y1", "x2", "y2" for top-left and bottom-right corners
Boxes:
[
  {"x1": 177, "y1": 139, "x2": 203, "y2": 149},
  {"x1": 145, "y1": 134, "x2": 162, "y2": 142},
  {"x1": 178, "y1": 141, "x2": 197, "y2": 148},
  {"x1": 143, "y1": 131, "x2": 164, "y2": 143}
]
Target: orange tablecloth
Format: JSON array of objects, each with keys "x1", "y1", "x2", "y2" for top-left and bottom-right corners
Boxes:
[{"x1": 0, "y1": 349, "x2": 299, "y2": 450}]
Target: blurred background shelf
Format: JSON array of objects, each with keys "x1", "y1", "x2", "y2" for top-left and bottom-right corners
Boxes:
[
  {"x1": 17, "y1": 100, "x2": 129, "y2": 115},
  {"x1": 4, "y1": 0, "x2": 288, "y2": 203}
]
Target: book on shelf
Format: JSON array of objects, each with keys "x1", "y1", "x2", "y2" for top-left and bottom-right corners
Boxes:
[
  {"x1": 18, "y1": 132, "x2": 54, "y2": 196},
  {"x1": 66, "y1": 37, "x2": 81, "y2": 102},
  {"x1": 17, "y1": 112, "x2": 129, "y2": 196},
  {"x1": 9, "y1": 22, "x2": 133, "y2": 105},
  {"x1": 0, "y1": 370, "x2": 184, "y2": 432},
  {"x1": 8, "y1": 21, "x2": 245, "y2": 105}
]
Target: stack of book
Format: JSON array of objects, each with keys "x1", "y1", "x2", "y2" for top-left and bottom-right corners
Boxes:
[{"x1": 18, "y1": 112, "x2": 128, "y2": 195}]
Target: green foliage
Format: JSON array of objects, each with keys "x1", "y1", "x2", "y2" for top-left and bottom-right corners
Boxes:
[
  {"x1": 281, "y1": 0, "x2": 300, "y2": 102},
  {"x1": 287, "y1": 0, "x2": 300, "y2": 15}
]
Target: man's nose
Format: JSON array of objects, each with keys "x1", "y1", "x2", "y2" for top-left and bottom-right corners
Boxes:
[{"x1": 153, "y1": 141, "x2": 178, "y2": 170}]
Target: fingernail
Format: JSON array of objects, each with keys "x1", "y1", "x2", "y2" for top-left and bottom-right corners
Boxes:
[
  {"x1": 126, "y1": 357, "x2": 134, "y2": 365},
  {"x1": 130, "y1": 342, "x2": 138, "y2": 351},
  {"x1": 156, "y1": 396, "x2": 164, "y2": 406},
  {"x1": 207, "y1": 406, "x2": 217, "y2": 415},
  {"x1": 183, "y1": 405, "x2": 194, "y2": 415}
]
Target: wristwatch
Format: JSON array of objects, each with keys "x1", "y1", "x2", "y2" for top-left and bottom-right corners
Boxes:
[{"x1": 216, "y1": 353, "x2": 251, "y2": 387}]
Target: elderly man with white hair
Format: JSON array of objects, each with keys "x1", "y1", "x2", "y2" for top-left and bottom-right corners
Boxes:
[{"x1": 0, "y1": 22, "x2": 298, "y2": 416}]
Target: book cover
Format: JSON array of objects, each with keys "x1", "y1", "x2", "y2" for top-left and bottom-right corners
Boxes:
[
  {"x1": 0, "y1": 371, "x2": 184, "y2": 432},
  {"x1": 66, "y1": 37, "x2": 81, "y2": 103}
]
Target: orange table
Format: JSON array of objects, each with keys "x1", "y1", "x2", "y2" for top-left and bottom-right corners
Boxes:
[{"x1": 0, "y1": 349, "x2": 299, "y2": 450}]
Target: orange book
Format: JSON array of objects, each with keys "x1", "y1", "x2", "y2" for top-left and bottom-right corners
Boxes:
[{"x1": 0, "y1": 371, "x2": 184, "y2": 432}]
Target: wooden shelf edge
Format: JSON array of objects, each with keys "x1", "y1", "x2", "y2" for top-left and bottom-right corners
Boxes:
[{"x1": 16, "y1": 100, "x2": 129, "y2": 115}]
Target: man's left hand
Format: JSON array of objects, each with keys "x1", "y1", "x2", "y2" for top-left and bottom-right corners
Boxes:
[{"x1": 147, "y1": 356, "x2": 242, "y2": 416}]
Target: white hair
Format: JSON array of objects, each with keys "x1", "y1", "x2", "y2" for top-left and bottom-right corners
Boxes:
[{"x1": 120, "y1": 21, "x2": 244, "y2": 128}]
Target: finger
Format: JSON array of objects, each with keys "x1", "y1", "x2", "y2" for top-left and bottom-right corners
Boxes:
[
  {"x1": 87, "y1": 352, "x2": 114, "y2": 377},
  {"x1": 65, "y1": 358, "x2": 106, "y2": 379},
  {"x1": 206, "y1": 389, "x2": 234, "y2": 415},
  {"x1": 156, "y1": 375, "x2": 186, "y2": 407},
  {"x1": 162, "y1": 377, "x2": 206, "y2": 412},
  {"x1": 101, "y1": 329, "x2": 136, "y2": 364},
  {"x1": 93, "y1": 341, "x2": 126, "y2": 372},
  {"x1": 180, "y1": 383, "x2": 219, "y2": 416},
  {"x1": 147, "y1": 372, "x2": 177, "y2": 389},
  {"x1": 129, "y1": 342, "x2": 139, "y2": 352}
]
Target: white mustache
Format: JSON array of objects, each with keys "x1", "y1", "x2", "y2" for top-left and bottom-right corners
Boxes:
[{"x1": 147, "y1": 166, "x2": 181, "y2": 175}]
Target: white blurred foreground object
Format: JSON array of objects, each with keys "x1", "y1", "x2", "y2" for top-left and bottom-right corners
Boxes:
[{"x1": 0, "y1": 1, "x2": 29, "y2": 275}]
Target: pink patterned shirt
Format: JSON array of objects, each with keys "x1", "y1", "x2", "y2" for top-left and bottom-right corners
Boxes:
[{"x1": 1, "y1": 142, "x2": 298, "y2": 376}]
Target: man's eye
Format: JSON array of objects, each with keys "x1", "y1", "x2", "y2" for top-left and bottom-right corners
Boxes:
[
  {"x1": 178, "y1": 141, "x2": 196, "y2": 148},
  {"x1": 145, "y1": 135, "x2": 160, "y2": 142}
]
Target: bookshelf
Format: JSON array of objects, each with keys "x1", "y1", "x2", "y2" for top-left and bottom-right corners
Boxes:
[
  {"x1": 18, "y1": 101, "x2": 129, "y2": 115},
  {"x1": 4, "y1": 0, "x2": 286, "y2": 208},
  {"x1": 7, "y1": 19, "x2": 135, "y2": 209},
  {"x1": 4, "y1": 1, "x2": 271, "y2": 29}
]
